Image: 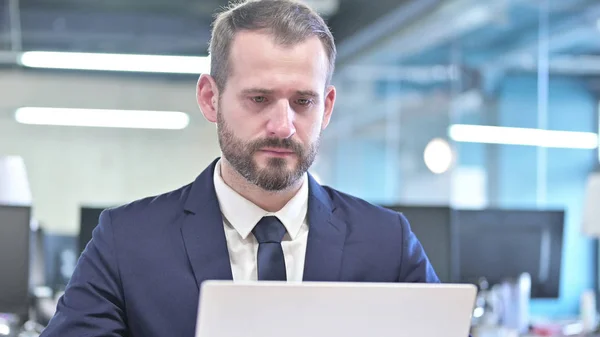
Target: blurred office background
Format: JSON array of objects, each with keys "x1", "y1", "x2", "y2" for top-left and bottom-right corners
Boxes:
[{"x1": 1, "y1": 0, "x2": 600, "y2": 336}]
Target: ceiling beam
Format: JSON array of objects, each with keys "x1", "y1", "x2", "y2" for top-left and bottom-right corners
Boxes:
[
  {"x1": 335, "y1": 0, "x2": 442, "y2": 66},
  {"x1": 483, "y1": 2, "x2": 600, "y2": 72}
]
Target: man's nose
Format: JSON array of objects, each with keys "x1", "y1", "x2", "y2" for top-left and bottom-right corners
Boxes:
[{"x1": 266, "y1": 100, "x2": 296, "y2": 139}]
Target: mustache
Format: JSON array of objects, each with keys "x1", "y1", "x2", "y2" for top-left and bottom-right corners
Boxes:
[{"x1": 248, "y1": 137, "x2": 304, "y2": 154}]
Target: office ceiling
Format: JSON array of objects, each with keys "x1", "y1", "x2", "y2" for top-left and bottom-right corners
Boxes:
[
  {"x1": 0, "y1": 0, "x2": 414, "y2": 56},
  {"x1": 325, "y1": 0, "x2": 600, "y2": 143},
  {"x1": 346, "y1": 0, "x2": 600, "y2": 68}
]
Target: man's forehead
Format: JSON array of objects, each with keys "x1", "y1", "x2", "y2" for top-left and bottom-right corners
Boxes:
[
  {"x1": 239, "y1": 87, "x2": 322, "y2": 97},
  {"x1": 230, "y1": 30, "x2": 326, "y2": 57}
]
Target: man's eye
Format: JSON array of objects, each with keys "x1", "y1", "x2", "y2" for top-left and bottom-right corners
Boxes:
[
  {"x1": 252, "y1": 96, "x2": 267, "y2": 103},
  {"x1": 296, "y1": 98, "x2": 313, "y2": 106}
]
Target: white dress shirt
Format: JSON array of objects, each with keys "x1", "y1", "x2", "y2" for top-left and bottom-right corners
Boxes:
[{"x1": 213, "y1": 160, "x2": 309, "y2": 282}]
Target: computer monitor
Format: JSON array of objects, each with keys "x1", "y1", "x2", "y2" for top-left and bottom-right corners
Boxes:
[
  {"x1": 455, "y1": 208, "x2": 564, "y2": 298},
  {"x1": 78, "y1": 206, "x2": 107, "y2": 256},
  {"x1": 382, "y1": 205, "x2": 456, "y2": 283},
  {"x1": 29, "y1": 222, "x2": 46, "y2": 288},
  {"x1": 43, "y1": 234, "x2": 77, "y2": 293},
  {"x1": 0, "y1": 204, "x2": 32, "y2": 319}
]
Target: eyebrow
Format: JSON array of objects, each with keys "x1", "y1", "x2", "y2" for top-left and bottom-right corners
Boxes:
[
  {"x1": 296, "y1": 90, "x2": 320, "y2": 98},
  {"x1": 241, "y1": 88, "x2": 275, "y2": 95},
  {"x1": 241, "y1": 88, "x2": 320, "y2": 98}
]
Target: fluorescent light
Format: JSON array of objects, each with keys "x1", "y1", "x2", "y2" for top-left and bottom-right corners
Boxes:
[
  {"x1": 18, "y1": 51, "x2": 210, "y2": 74},
  {"x1": 448, "y1": 124, "x2": 599, "y2": 149},
  {"x1": 15, "y1": 107, "x2": 190, "y2": 130},
  {"x1": 0, "y1": 323, "x2": 10, "y2": 336},
  {"x1": 424, "y1": 138, "x2": 454, "y2": 174}
]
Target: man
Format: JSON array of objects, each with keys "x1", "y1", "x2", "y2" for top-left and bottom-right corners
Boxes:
[{"x1": 40, "y1": 1, "x2": 439, "y2": 336}]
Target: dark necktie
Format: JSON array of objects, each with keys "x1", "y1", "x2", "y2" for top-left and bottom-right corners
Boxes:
[{"x1": 252, "y1": 216, "x2": 287, "y2": 281}]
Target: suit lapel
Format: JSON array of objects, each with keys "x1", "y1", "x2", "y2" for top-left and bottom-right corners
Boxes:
[
  {"x1": 180, "y1": 159, "x2": 233, "y2": 289},
  {"x1": 302, "y1": 175, "x2": 347, "y2": 281},
  {"x1": 178, "y1": 160, "x2": 347, "y2": 285}
]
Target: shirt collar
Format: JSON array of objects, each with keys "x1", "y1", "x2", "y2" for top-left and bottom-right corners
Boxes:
[{"x1": 213, "y1": 159, "x2": 308, "y2": 240}]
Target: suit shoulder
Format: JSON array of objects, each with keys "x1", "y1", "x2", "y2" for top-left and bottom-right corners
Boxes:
[{"x1": 320, "y1": 185, "x2": 404, "y2": 225}]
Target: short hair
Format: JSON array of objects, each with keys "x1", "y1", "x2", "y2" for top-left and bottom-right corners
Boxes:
[{"x1": 209, "y1": 0, "x2": 336, "y2": 92}]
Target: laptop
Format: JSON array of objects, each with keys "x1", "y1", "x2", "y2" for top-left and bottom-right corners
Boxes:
[{"x1": 195, "y1": 280, "x2": 477, "y2": 337}]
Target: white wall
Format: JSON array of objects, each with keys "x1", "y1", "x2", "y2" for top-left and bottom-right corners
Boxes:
[{"x1": 0, "y1": 69, "x2": 221, "y2": 235}]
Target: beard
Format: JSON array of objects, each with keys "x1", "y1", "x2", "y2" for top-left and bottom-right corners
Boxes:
[{"x1": 217, "y1": 111, "x2": 320, "y2": 191}]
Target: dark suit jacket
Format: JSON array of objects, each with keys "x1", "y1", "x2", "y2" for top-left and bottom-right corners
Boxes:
[{"x1": 40, "y1": 158, "x2": 439, "y2": 337}]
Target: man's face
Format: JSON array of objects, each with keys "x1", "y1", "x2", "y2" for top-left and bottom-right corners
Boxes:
[{"x1": 215, "y1": 31, "x2": 335, "y2": 191}]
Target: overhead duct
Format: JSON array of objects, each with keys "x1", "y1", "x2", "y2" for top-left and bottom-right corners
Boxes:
[
  {"x1": 336, "y1": 0, "x2": 600, "y2": 67},
  {"x1": 326, "y1": 86, "x2": 487, "y2": 139},
  {"x1": 325, "y1": 90, "x2": 444, "y2": 139},
  {"x1": 338, "y1": 64, "x2": 459, "y2": 84},
  {"x1": 514, "y1": 55, "x2": 600, "y2": 75},
  {"x1": 483, "y1": 2, "x2": 600, "y2": 73},
  {"x1": 336, "y1": 0, "x2": 442, "y2": 64},
  {"x1": 338, "y1": 0, "x2": 511, "y2": 65}
]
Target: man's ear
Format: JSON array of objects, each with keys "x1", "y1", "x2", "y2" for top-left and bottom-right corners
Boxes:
[
  {"x1": 321, "y1": 85, "x2": 336, "y2": 130},
  {"x1": 196, "y1": 74, "x2": 220, "y2": 123}
]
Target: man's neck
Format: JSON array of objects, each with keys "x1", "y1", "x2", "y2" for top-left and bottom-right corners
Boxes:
[{"x1": 219, "y1": 158, "x2": 303, "y2": 213}]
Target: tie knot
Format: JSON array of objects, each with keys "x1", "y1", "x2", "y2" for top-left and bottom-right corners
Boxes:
[{"x1": 252, "y1": 216, "x2": 287, "y2": 244}]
